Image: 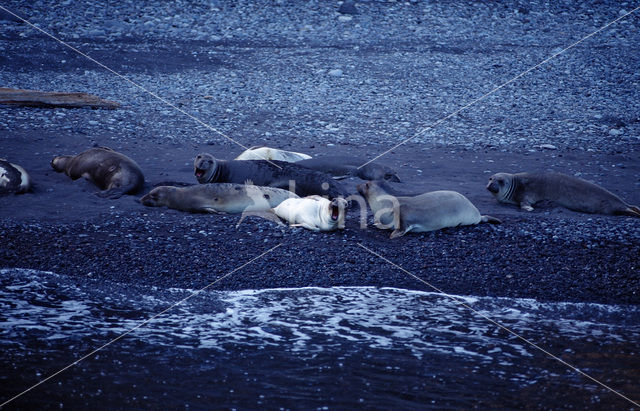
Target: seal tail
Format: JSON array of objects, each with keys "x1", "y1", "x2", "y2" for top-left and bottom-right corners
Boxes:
[
  {"x1": 96, "y1": 180, "x2": 143, "y2": 199},
  {"x1": 623, "y1": 205, "x2": 640, "y2": 218},
  {"x1": 481, "y1": 215, "x2": 502, "y2": 224}
]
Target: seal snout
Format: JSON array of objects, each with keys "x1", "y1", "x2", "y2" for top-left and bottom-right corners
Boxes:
[
  {"x1": 356, "y1": 182, "x2": 369, "y2": 196},
  {"x1": 486, "y1": 181, "x2": 499, "y2": 194},
  {"x1": 139, "y1": 193, "x2": 154, "y2": 206},
  {"x1": 330, "y1": 202, "x2": 340, "y2": 221},
  {"x1": 329, "y1": 198, "x2": 347, "y2": 221},
  {"x1": 194, "y1": 168, "x2": 205, "y2": 178},
  {"x1": 387, "y1": 173, "x2": 401, "y2": 183}
]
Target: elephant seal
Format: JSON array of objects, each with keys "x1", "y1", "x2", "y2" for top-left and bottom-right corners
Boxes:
[
  {"x1": 297, "y1": 156, "x2": 401, "y2": 182},
  {"x1": 140, "y1": 183, "x2": 297, "y2": 213},
  {"x1": 51, "y1": 147, "x2": 144, "y2": 198},
  {"x1": 358, "y1": 180, "x2": 500, "y2": 238},
  {"x1": 0, "y1": 159, "x2": 31, "y2": 194},
  {"x1": 194, "y1": 153, "x2": 348, "y2": 199},
  {"x1": 235, "y1": 146, "x2": 312, "y2": 162},
  {"x1": 487, "y1": 172, "x2": 640, "y2": 217},
  {"x1": 271, "y1": 196, "x2": 348, "y2": 231}
]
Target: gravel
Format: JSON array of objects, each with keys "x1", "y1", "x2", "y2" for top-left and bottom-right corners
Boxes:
[{"x1": 0, "y1": 0, "x2": 639, "y2": 304}]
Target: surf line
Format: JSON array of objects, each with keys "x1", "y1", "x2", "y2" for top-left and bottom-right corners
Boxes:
[
  {"x1": 357, "y1": 5, "x2": 640, "y2": 170},
  {"x1": 356, "y1": 242, "x2": 640, "y2": 408},
  {"x1": 0, "y1": 5, "x2": 282, "y2": 169},
  {"x1": 0, "y1": 243, "x2": 283, "y2": 407}
]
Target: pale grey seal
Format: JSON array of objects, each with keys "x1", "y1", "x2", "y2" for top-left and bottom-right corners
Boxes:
[
  {"x1": 487, "y1": 172, "x2": 640, "y2": 217},
  {"x1": 271, "y1": 196, "x2": 348, "y2": 231},
  {"x1": 358, "y1": 180, "x2": 501, "y2": 238},
  {"x1": 140, "y1": 183, "x2": 297, "y2": 213},
  {"x1": 234, "y1": 146, "x2": 312, "y2": 162}
]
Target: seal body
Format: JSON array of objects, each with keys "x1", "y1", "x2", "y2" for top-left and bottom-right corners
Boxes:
[
  {"x1": 0, "y1": 159, "x2": 31, "y2": 194},
  {"x1": 358, "y1": 180, "x2": 500, "y2": 238},
  {"x1": 234, "y1": 146, "x2": 311, "y2": 162},
  {"x1": 140, "y1": 183, "x2": 297, "y2": 213},
  {"x1": 51, "y1": 147, "x2": 144, "y2": 198},
  {"x1": 273, "y1": 196, "x2": 347, "y2": 231},
  {"x1": 487, "y1": 172, "x2": 640, "y2": 217},
  {"x1": 194, "y1": 153, "x2": 348, "y2": 199},
  {"x1": 297, "y1": 156, "x2": 401, "y2": 182}
]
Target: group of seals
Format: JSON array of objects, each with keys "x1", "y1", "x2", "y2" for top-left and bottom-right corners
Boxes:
[
  {"x1": 51, "y1": 147, "x2": 144, "y2": 198},
  {"x1": 358, "y1": 180, "x2": 500, "y2": 238},
  {"x1": 235, "y1": 147, "x2": 402, "y2": 182},
  {"x1": 193, "y1": 153, "x2": 349, "y2": 199},
  {"x1": 10, "y1": 142, "x2": 636, "y2": 236},
  {"x1": 0, "y1": 159, "x2": 31, "y2": 194},
  {"x1": 487, "y1": 172, "x2": 640, "y2": 217}
]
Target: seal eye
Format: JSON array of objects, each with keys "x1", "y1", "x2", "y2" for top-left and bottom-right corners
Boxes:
[{"x1": 263, "y1": 194, "x2": 270, "y2": 200}]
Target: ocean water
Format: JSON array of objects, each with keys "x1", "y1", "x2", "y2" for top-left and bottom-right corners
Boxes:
[{"x1": 1, "y1": 268, "x2": 639, "y2": 409}]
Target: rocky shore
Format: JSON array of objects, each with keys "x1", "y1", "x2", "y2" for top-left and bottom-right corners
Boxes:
[{"x1": 1, "y1": 0, "x2": 639, "y2": 305}]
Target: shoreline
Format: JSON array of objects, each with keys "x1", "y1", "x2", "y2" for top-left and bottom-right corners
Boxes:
[
  {"x1": 2, "y1": 141, "x2": 639, "y2": 306},
  {"x1": 1, "y1": 0, "x2": 639, "y2": 306}
]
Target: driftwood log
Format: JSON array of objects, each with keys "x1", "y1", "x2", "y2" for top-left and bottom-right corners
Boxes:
[{"x1": 0, "y1": 87, "x2": 120, "y2": 109}]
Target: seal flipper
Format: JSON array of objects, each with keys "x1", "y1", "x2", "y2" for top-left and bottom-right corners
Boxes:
[
  {"x1": 622, "y1": 205, "x2": 640, "y2": 218},
  {"x1": 480, "y1": 215, "x2": 502, "y2": 224},
  {"x1": 95, "y1": 188, "x2": 128, "y2": 199},
  {"x1": 520, "y1": 201, "x2": 534, "y2": 211},
  {"x1": 390, "y1": 228, "x2": 408, "y2": 239}
]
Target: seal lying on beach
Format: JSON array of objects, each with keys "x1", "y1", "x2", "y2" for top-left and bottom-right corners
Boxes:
[
  {"x1": 194, "y1": 153, "x2": 348, "y2": 199},
  {"x1": 140, "y1": 183, "x2": 297, "y2": 213},
  {"x1": 296, "y1": 156, "x2": 401, "y2": 182},
  {"x1": 235, "y1": 146, "x2": 312, "y2": 162},
  {"x1": 487, "y1": 172, "x2": 640, "y2": 217},
  {"x1": 271, "y1": 196, "x2": 348, "y2": 231},
  {"x1": 0, "y1": 159, "x2": 31, "y2": 194},
  {"x1": 51, "y1": 147, "x2": 144, "y2": 198},
  {"x1": 358, "y1": 180, "x2": 500, "y2": 238}
]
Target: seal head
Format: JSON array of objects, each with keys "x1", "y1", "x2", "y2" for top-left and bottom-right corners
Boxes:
[
  {"x1": 486, "y1": 172, "x2": 518, "y2": 205},
  {"x1": 194, "y1": 153, "x2": 218, "y2": 183}
]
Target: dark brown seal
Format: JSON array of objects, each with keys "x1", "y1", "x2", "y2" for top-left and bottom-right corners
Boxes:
[
  {"x1": 51, "y1": 147, "x2": 144, "y2": 198},
  {"x1": 487, "y1": 172, "x2": 640, "y2": 217}
]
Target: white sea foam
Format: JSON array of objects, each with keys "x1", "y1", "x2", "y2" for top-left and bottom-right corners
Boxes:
[{"x1": 1, "y1": 268, "x2": 639, "y2": 363}]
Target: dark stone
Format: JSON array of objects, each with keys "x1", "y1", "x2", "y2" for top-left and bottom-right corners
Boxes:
[{"x1": 339, "y1": 1, "x2": 358, "y2": 15}]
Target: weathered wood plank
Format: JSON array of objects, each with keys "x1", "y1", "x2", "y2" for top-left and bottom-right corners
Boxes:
[{"x1": 0, "y1": 87, "x2": 120, "y2": 109}]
